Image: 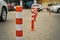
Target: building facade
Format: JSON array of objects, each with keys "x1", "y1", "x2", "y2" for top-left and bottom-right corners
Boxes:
[{"x1": 37, "y1": 0, "x2": 60, "y2": 8}]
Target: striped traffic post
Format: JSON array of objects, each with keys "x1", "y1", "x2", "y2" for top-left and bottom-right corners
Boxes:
[
  {"x1": 31, "y1": 7, "x2": 38, "y2": 31},
  {"x1": 16, "y1": 6, "x2": 23, "y2": 40},
  {"x1": 32, "y1": 7, "x2": 38, "y2": 22}
]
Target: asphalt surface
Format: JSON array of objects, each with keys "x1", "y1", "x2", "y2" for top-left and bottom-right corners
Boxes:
[
  {"x1": 0, "y1": 9, "x2": 60, "y2": 40},
  {"x1": 0, "y1": 11, "x2": 15, "y2": 40}
]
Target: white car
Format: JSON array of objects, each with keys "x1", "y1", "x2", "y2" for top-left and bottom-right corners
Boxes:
[
  {"x1": 0, "y1": 0, "x2": 8, "y2": 22},
  {"x1": 31, "y1": 4, "x2": 43, "y2": 12},
  {"x1": 49, "y1": 3, "x2": 60, "y2": 13}
]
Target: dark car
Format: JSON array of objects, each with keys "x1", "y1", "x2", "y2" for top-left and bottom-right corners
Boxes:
[{"x1": 26, "y1": 1, "x2": 33, "y2": 8}]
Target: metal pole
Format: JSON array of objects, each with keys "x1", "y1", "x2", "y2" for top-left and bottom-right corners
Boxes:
[
  {"x1": 34, "y1": 0, "x2": 37, "y2": 4},
  {"x1": 20, "y1": 0, "x2": 23, "y2": 6}
]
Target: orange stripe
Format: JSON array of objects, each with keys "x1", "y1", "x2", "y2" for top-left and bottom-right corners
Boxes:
[
  {"x1": 16, "y1": 6, "x2": 22, "y2": 12},
  {"x1": 16, "y1": 30, "x2": 23, "y2": 37},
  {"x1": 31, "y1": 20, "x2": 35, "y2": 31},
  {"x1": 32, "y1": 11, "x2": 34, "y2": 13},
  {"x1": 16, "y1": 18, "x2": 22, "y2": 24}
]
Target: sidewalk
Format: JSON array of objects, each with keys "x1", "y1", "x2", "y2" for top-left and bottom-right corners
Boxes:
[{"x1": 22, "y1": 9, "x2": 60, "y2": 40}]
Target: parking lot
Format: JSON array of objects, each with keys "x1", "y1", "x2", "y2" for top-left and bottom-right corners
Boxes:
[{"x1": 0, "y1": 9, "x2": 60, "y2": 40}]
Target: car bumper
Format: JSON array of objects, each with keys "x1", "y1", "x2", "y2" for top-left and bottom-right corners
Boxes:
[{"x1": 8, "y1": 7, "x2": 15, "y2": 11}]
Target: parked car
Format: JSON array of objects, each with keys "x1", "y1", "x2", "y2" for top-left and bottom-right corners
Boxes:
[
  {"x1": 26, "y1": 1, "x2": 33, "y2": 8},
  {"x1": 31, "y1": 4, "x2": 43, "y2": 12},
  {"x1": 0, "y1": 0, "x2": 8, "y2": 22},
  {"x1": 47, "y1": 3, "x2": 60, "y2": 13},
  {"x1": 47, "y1": 3, "x2": 54, "y2": 11},
  {"x1": 7, "y1": 3, "x2": 14, "y2": 11}
]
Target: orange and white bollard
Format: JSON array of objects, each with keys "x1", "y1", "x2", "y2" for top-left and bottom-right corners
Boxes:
[
  {"x1": 31, "y1": 7, "x2": 38, "y2": 31},
  {"x1": 16, "y1": 6, "x2": 23, "y2": 40},
  {"x1": 32, "y1": 7, "x2": 38, "y2": 22},
  {"x1": 31, "y1": 19, "x2": 35, "y2": 31}
]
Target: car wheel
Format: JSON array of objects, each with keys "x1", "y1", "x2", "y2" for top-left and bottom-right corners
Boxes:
[
  {"x1": 0, "y1": 8, "x2": 7, "y2": 22},
  {"x1": 57, "y1": 8, "x2": 60, "y2": 13},
  {"x1": 40, "y1": 9, "x2": 42, "y2": 11},
  {"x1": 38, "y1": 10, "x2": 40, "y2": 12}
]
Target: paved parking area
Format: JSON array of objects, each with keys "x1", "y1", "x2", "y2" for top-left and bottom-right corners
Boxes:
[
  {"x1": 0, "y1": 9, "x2": 60, "y2": 40},
  {"x1": 0, "y1": 11, "x2": 15, "y2": 40}
]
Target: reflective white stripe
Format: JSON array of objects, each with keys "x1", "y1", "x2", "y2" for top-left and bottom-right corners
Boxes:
[
  {"x1": 32, "y1": 14, "x2": 36, "y2": 16},
  {"x1": 16, "y1": 37, "x2": 23, "y2": 40},
  {"x1": 32, "y1": 9, "x2": 34, "y2": 12},
  {"x1": 16, "y1": 24, "x2": 22, "y2": 30},
  {"x1": 32, "y1": 9, "x2": 36, "y2": 11},
  {"x1": 34, "y1": 9, "x2": 37, "y2": 11},
  {"x1": 34, "y1": 11, "x2": 37, "y2": 13},
  {"x1": 32, "y1": 18, "x2": 34, "y2": 20},
  {"x1": 32, "y1": 9, "x2": 37, "y2": 13},
  {"x1": 16, "y1": 12, "x2": 22, "y2": 18}
]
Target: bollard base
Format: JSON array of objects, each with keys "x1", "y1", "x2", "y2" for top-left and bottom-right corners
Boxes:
[
  {"x1": 31, "y1": 29, "x2": 35, "y2": 31},
  {"x1": 31, "y1": 20, "x2": 35, "y2": 31}
]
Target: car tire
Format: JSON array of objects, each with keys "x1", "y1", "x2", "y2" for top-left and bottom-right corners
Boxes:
[
  {"x1": 38, "y1": 10, "x2": 40, "y2": 12},
  {"x1": 57, "y1": 8, "x2": 60, "y2": 13},
  {"x1": 40, "y1": 9, "x2": 42, "y2": 11},
  {"x1": 0, "y1": 8, "x2": 7, "y2": 22},
  {"x1": 38, "y1": 9, "x2": 42, "y2": 12}
]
